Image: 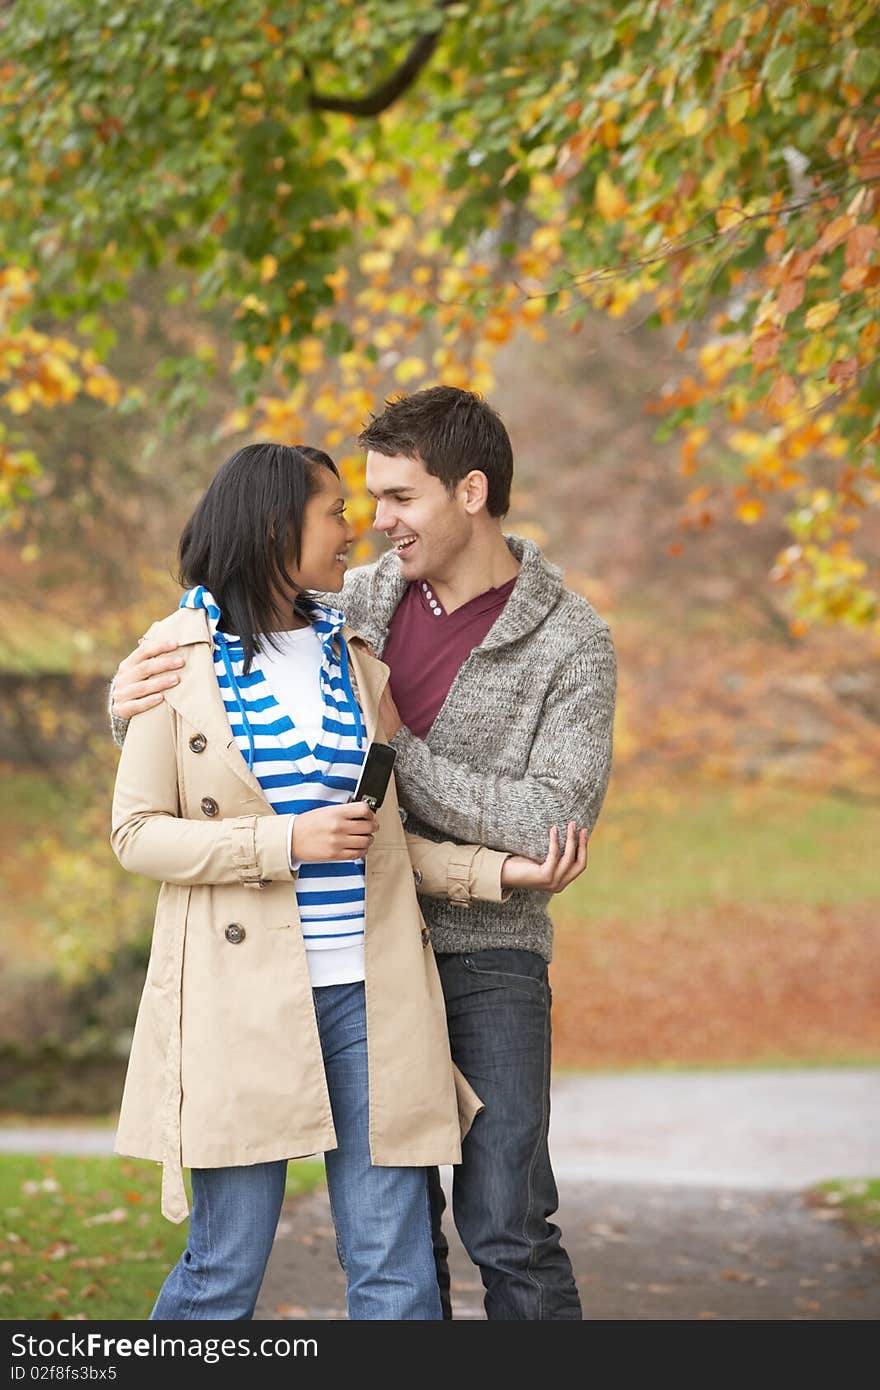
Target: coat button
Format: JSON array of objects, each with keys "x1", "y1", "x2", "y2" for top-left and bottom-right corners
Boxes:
[
  {"x1": 412, "y1": 868, "x2": 423, "y2": 887},
  {"x1": 420, "y1": 925, "x2": 431, "y2": 947},
  {"x1": 224, "y1": 923, "x2": 246, "y2": 944},
  {"x1": 398, "y1": 807, "x2": 408, "y2": 824},
  {"x1": 201, "y1": 796, "x2": 219, "y2": 817},
  {"x1": 189, "y1": 733, "x2": 207, "y2": 753}
]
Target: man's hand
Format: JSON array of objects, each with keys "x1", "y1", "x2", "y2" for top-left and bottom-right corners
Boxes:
[
  {"x1": 500, "y1": 821, "x2": 589, "y2": 894},
  {"x1": 112, "y1": 638, "x2": 185, "y2": 720}
]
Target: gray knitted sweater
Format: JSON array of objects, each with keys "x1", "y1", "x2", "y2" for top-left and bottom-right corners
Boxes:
[
  {"x1": 111, "y1": 535, "x2": 616, "y2": 961},
  {"x1": 329, "y1": 535, "x2": 616, "y2": 961}
]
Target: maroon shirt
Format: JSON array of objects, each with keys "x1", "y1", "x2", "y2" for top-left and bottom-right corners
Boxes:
[{"x1": 383, "y1": 576, "x2": 517, "y2": 740}]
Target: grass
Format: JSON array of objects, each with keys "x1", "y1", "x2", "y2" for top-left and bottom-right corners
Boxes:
[
  {"x1": 0, "y1": 1153, "x2": 325, "y2": 1320},
  {"x1": 810, "y1": 1178, "x2": 880, "y2": 1231},
  {"x1": 556, "y1": 778, "x2": 880, "y2": 925}
]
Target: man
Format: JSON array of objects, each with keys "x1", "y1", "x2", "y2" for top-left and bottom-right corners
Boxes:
[{"x1": 110, "y1": 386, "x2": 616, "y2": 1320}]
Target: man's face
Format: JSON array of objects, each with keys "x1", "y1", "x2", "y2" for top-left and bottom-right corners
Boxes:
[{"x1": 365, "y1": 450, "x2": 472, "y2": 583}]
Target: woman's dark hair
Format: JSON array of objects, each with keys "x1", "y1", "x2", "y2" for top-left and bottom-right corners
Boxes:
[
  {"x1": 357, "y1": 385, "x2": 513, "y2": 517},
  {"x1": 178, "y1": 442, "x2": 339, "y2": 672}
]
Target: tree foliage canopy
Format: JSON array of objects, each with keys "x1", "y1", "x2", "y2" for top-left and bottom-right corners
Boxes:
[{"x1": 1, "y1": 0, "x2": 879, "y2": 627}]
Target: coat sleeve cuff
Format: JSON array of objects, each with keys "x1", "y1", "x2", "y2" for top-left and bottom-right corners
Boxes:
[
  {"x1": 239, "y1": 815, "x2": 298, "y2": 883},
  {"x1": 446, "y1": 846, "x2": 510, "y2": 907},
  {"x1": 469, "y1": 848, "x2": 512, "y2": 903}
]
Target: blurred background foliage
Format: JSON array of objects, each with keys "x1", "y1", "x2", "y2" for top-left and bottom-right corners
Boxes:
[{"x1": 0, "y1": 1, "x2": 878, "y2": 1107}]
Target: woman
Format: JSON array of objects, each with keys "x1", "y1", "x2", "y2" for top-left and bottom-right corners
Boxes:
[{"x1": 110, "y1": 442, "x2": 587, "y2": 1321}]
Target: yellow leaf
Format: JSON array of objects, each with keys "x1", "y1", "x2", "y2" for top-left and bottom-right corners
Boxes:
[
  {"x1": 527, "y1": 144, "x2": 557, "y2": 171},
  {"x1": 682, "y1": 106, "x2": 707, "y2": 136},
  {"x1": 595, "y1": 171, "x2": 627, "y2": 221},
  {"x1": 531, "y1": 225, "x2": 561, "y2": 254},
  {"x1": 736, "y1": 498, "x2": 765, "y2": 523},
  {"x1": 716, "y1": 203, "x2": 742, "y2": 231},
  {"x1": 260, "y1": 256, "x2": 278, "y2": 284},
  {"x1": 798, "y1": 335, "x2": 833, "y2": 373},
  {"x1": 804, "y1": 300, "x2": 839, "y2": 330},
  {"x1": 359, "y1": 250, "x2": 393, "y2": 275},
  {"x1": 394, "y1": 356, "x2": 427, "y2": 385},
  {"x1": 221, "y1": 408, "x2": 251, "y2": 437},
  {"x1": 725, "y1": 89, "x2": 750, "y2": 127},
  {"x1": 84, "y1": 374, "x2": 121, "y2": 405},
  {"x1": 4, "y1": 388, "x2": 31, "y2": 414}
]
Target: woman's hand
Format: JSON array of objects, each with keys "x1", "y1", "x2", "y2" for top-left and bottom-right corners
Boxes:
[
  {"x1": 291, "y1": 801, "x2": 379, "y2": 862},
  {"x1": 500, "y1": 821, "x2": 588, "y2": 894},
  {"x1": 112, "y1": 638, "x2": 185, "y2": 719}
]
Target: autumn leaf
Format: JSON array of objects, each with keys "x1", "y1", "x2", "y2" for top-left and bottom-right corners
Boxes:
[
  {"x1": 736, "y1": 498, "x2": 765, "y2": 523},
  {"x1": 845, "y1": 223, "x2": 879, "y2": 267},
  {"x1": 828, "y1": 357, "x2": 858, "y2": 388},
  {"x1": 777, "y1": 276, "x2": 805, "y2": 316},
  {"x1": 767, "y1": 374, "x2": 797, "y2": 410},
  {"x1": 804, "y1": 301, "x2": 840, "y2": 331},
  {"x1": 751, "y1": 329, "x2": 781, "y2": 366},
  {"x1": 595, "y1": 171, "x2": 627, "y2": 221}
]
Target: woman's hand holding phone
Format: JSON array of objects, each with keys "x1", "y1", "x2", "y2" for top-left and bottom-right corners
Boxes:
[
  {"x1": 291, "y1": 802, "x2": 379, "y2": 862},
  {"x1": 500, "y1": 822, "x2": 588, "y2": 894}
]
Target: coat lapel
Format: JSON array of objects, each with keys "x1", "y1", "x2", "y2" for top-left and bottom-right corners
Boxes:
[{"x1": 344, "y1": 628, "x2": 390, "y2": 745}]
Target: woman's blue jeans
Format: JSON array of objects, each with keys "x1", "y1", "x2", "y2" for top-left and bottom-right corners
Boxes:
[{"x1": 150, "y1": 980, "x2": 441, "y2": 1320}]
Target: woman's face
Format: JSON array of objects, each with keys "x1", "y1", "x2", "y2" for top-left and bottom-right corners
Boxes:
[{"x1": 289, "y1": 466, "x2": 354, "y2": 593}]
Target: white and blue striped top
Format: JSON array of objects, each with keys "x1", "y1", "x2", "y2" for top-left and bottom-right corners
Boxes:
[{"x1": 180, "y1": 586, "x2": 368, "y2": 952}]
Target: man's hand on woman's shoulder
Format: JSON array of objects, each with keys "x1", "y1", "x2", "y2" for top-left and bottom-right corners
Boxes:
[{"x1": 111, "y1": 638, "x2": 185, "y2": 721}]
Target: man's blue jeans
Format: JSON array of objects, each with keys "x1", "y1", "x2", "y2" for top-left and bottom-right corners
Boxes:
[
  {"x1": 151, "y1": 980, "x2": 441, "y2": 1320},
  {"x1": 429, "y1": 948, "x2": 582, "y2": 1320}
]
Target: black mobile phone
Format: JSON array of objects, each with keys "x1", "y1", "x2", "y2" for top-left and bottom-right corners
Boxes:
[{"x1": 352, "y1": 741, "x2": 397, "y2": 812}]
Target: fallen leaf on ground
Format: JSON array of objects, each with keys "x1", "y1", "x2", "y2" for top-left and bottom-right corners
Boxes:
[{"x1": 83, "y1": 1208, "x2": 127, "y2": 1227}]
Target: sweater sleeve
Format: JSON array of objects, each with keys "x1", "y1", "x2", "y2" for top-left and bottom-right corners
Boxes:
[
  {"x1": 390, "y1": 626, "x2": 616, "y2": 862},
  {"x1": 107, "y1": 678, "x2": 129, "y2": 749}
]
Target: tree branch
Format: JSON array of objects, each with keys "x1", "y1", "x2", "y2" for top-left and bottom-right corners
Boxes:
[{"x1": 306, "y1": 0, "x2": 458, "y2": 118}]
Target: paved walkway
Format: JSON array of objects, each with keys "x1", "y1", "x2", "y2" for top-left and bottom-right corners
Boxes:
[{"x1": 4, "y1": 1069, "x2": 879, "y2": 1320}]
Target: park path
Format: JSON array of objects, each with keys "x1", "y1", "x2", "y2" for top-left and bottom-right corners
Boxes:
[{"x1": 3, "y1": 1069, "x2": 879, "y2": 1320}]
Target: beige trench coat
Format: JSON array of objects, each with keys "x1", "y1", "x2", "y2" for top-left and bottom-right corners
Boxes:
[{"x1": 111, "y1": 606, "x2": 508, "y2": 1223}]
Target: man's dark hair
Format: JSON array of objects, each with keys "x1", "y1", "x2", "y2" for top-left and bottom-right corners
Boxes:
[
  {"x1": 178, "y1": 442, "x2": 339, "y2": 672},
  {"x1": 357, "y1": 385, "x2": 513, "y2": 517}
]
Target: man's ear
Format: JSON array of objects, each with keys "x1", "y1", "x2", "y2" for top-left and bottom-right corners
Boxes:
[{"x1": 460, "y1": 469, "x2": 489, "y2": 514}]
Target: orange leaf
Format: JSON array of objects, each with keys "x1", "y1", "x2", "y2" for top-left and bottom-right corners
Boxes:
[
  {"x1": 765, "y1": 228, "x2": 786, "y2": 256},
  {"x1": 845, "y1": 223, "x2": 879, "y2": 268},
  {"x1": 817, "y1": 214, "x2": 853, "y2": 254},
  {"x1": 767, "y1": 374, "x2": 796, "y2": 409},
  {"x1": 828, "y1": 356, "x2": 858, "y2": 387},
  {"x1": 751, "y1": 328, "x2": 781, "y2": 365},
  {"x1": 777, "y1": 278, "x2": 805, "y2": 315},
  {"x1": 840, "y1": 266, "x2": 867, "y2": 292}
]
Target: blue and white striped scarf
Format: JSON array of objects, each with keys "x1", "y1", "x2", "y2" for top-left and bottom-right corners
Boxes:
[{"x1": 180, "y1": 585, "x2": 368, "y2": 945}]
